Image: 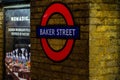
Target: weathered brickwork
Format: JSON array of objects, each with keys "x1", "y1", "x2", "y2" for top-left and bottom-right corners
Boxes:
[
  {"x1": 31, "y1": 0, "x2": 89, "y2": 80},
  {"x1": 0, "y1": 0, "x2": 118, "y2": 80},
  {"x1": 89, "y1": 0, "x2": 120, "y2": 80}
]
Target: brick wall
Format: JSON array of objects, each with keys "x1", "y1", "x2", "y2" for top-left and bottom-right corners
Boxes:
[
  {"x1": 89, "y1": 0, "x2": 120, "y2": 80},
  {"x1": 31, "y1": 0, "x2": 89, "y2": 80},
  {"x1": 0, "y1": 0, "x2": 119, "y2": 80}
]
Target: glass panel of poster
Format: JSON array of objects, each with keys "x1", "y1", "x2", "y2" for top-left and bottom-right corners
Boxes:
[{"x1": 4, "y1": 7, "x2": 30, "y2": 80}]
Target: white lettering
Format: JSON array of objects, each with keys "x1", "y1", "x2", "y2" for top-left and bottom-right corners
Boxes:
[
  {"x1": 11, "y1": 32, "x2": 30, "y2": 36},
  {"x1": 57, "y1": 29, "x2": 76, "y2": 36},
  {"x1": 11, "y1": 16, "x2": 30, "y2": 21},
  {"x1": 40, "y1": 29, "x2": 55, "y2": 36}
]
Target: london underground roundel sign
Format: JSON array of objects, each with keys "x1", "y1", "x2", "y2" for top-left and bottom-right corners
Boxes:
[{"x1": 37, "y1": 3, "x2": 80, "y2": 62}]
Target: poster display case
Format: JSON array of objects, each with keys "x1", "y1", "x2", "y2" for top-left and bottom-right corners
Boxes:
[
  {"x1": 4, "y1": 6, "x2": 30, "y2": 80},
  {"x1": 2, "y1": 0, "x2": 30, "y2": 3}
]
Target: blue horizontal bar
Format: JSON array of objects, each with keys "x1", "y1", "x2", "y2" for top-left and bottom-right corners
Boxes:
[{"x1": 36, "y1": 25, "x2": 80, "y2": 39}]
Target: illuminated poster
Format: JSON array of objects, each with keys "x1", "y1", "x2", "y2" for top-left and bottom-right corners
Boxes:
[{"x1": 4, "y1": 7, "x2": 30, "y2": 80}]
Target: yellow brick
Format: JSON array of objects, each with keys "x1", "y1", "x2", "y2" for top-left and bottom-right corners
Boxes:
[
  {"x1": 90, "y1": 10, "x2": 119, "y2": 18},
  {"x1": 51, "y1": 65, "x2": 62, "y2": 71}
]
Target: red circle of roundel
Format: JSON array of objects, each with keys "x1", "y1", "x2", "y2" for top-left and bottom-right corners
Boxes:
[{"x1": 40, "y1": 3, "x2": 74, "y2": 62}]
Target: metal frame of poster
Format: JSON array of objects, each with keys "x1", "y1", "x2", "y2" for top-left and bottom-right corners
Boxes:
[
  {"x1": 4, "y1": 5, "x2": 30, "y2": 80},
  {"x1": 2, "y1": 0, "x2": 30, "y2": 4}
]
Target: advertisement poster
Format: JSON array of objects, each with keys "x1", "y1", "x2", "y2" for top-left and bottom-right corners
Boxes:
[{"x1": 5, "y1": 7, "x2": 30, "y2": 80}]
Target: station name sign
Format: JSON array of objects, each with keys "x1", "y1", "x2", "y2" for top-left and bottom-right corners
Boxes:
[
  {"x1": 36, "y1": 2, "x2": 80, "y2": 62},
  {"x1": 36, "y1": 25, "x2": 79, "y2": 39}
]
